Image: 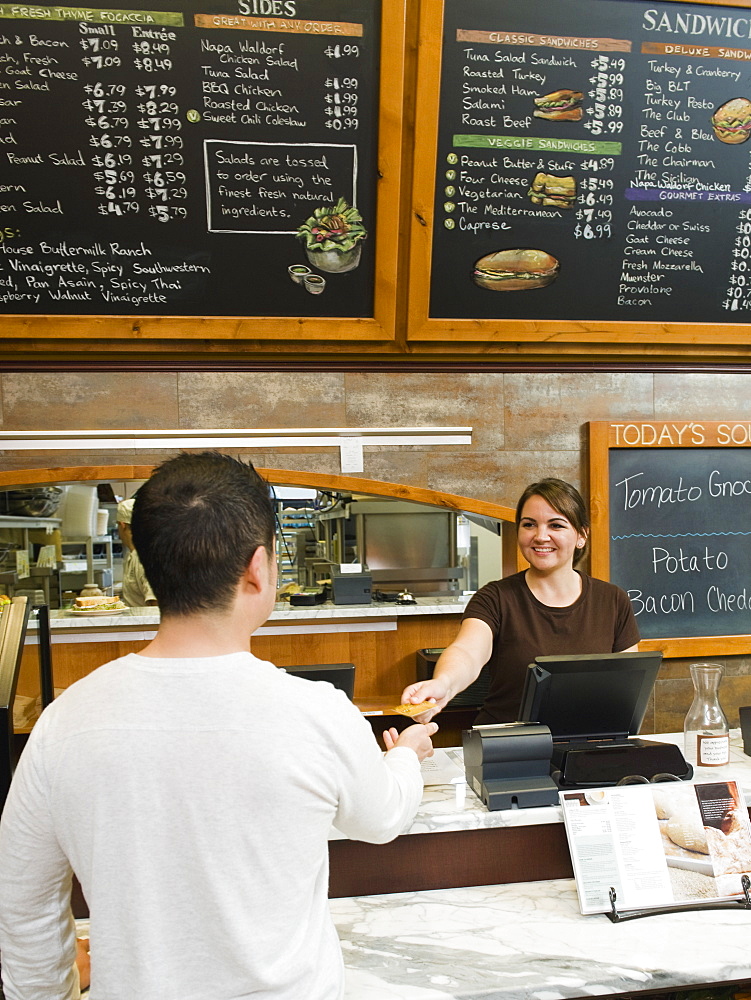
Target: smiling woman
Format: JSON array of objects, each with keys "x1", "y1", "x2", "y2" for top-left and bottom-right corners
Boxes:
[
  {"x1": 400, "y1": 478, "x2": 640, "y2": 726},
  {"x1": 515, "y1": 479, "x2": 589, "y2": 587}
]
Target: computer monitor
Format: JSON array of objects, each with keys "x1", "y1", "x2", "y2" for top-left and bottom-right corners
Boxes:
[
  {"x1": 518, "y1": 651, "x2": 662, "y2": 742},
  {"x1": 282, "y1": 663, "x2": 355, "y2": 701}
]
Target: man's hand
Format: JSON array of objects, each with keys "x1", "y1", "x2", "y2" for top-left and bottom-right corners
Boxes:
[
  {"x1": 383, "y1": 722, "x2": 438, "y2": 761},
  {"x1": 397, "y1": 679, "x2": 450, "y2": 722},
  {"x1": 76, "y1": 937, "x2": 91, "y2": 991}
]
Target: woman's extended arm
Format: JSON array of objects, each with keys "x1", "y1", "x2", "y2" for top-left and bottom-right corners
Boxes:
[{"x1": 399, "y1": 618, "x2": 494, "y2": 722}]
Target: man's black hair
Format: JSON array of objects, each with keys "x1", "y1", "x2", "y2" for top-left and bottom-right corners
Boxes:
[{"x1": 131, "y1": 452, "x2": 275, "y2": 616}]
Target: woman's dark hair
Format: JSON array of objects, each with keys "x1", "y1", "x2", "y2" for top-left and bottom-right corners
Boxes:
[
  {"x1": 131, "y1": 452, "x2": 276, "y2": 616},
  {"x1": 515, "y1": 478, "x2": 590, "y2": 566}
]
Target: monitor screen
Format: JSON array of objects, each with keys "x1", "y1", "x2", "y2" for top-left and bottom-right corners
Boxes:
[
  {"x1": 282, "y1": 663, "x2": 355, "y2": 701},
  {"x1": 517, "y1": 651, "x2": 662, "y2": 742}
]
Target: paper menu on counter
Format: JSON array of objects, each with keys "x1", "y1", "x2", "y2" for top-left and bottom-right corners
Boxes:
[
  {"x1": 420, "y1": 748, "x2": 465, "y2": 786},
  {"x1": 560, "y1": 779, "x2": 751, "y2": 915}
]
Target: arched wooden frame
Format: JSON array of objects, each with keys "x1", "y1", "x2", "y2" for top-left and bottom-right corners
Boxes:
[
  {"x1": 0, "y1": 465, "x2": 516, "y2": 523},
  {"x1": 0, "y1": 465, "x2": 523, "y2": 576},
  {"x1": 0, "y1": 465, "x2": 527, "y2": 576}
]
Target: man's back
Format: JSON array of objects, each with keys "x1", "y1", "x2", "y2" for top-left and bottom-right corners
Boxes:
[
  {"x1": 0, "y1": 652, "x2": 422, "y2": 1000},
  {"x1": 0, "y1": 453, "x2": 435, "y2": 1000}
]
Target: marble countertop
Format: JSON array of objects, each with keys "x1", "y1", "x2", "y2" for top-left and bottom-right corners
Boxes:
[
  {"x1": 267, "y1": 595, "x2": 470, "y2": 621},
  {"x1": 28, "y1": 595, "x2": 471, "y2": 630},
  {"x1": 76, "y1": 879, "x2": 751, "y2": 1000},
  {"x1": 330, "y1": 733, "x2": 751, "y2": 841},
  {"x1": 75, "y1": 874, "x2": 751, "y2": 999},
  {"x1": 332, "y1": 877, "x2": 751, "y2": 999}
]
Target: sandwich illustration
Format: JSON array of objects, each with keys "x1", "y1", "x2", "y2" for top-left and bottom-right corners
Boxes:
[
  {"x1": 711, "y1": 97, "x2": 751, "y2": 144},
  {"x1": 472, "y1": 248, "x2": 560, "y2": 291},
  {"x1": 533, "y1": 89, "x2": 583, "y2": 122},
  {"x1": 528, "y1": 172, "x2": 577, "y2": 208}
]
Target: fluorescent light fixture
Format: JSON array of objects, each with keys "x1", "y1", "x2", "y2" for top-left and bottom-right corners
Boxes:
[
  {"x1": 0, "y1": 427, "x2": 472, "y2": 450},
  {"x1": 272, "y1": 486, "x2": 318, "y2": 501}
]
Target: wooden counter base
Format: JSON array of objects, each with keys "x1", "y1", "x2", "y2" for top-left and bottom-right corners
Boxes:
[{"x1": 328, "y1": 822, "x2": 573, "y2": 898}]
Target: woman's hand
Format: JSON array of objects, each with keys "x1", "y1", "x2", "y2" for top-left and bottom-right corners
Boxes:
[
  {"x1": 398, "y1": 679, "x2": 451, "y2": 722},
  {"x1": 399, "y1": 619, "x2": 492, "y2": 722}
]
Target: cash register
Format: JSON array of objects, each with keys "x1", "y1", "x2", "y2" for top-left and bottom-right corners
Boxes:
[{"x1": 464, "y1": 651, "x2": 692, "y2": 810}]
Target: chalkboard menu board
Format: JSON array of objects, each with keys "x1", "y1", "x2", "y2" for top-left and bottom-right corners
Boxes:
[
  {"x1": 409, "y1": 0, "x2": 751, "y2": 341},
  {"x1": 590, "y1": 420, "x2": 751, "y2": 652},
  {"x1": 0, "y1": 0, "x2": 400, "y2": 331}
]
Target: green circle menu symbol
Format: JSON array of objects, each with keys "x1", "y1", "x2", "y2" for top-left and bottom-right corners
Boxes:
[
  {"x1": 186, "y1": 109, "x2": 201, "y2": 123},
  {"x1": 444, "y1": 218, "x2": 455, "y2": 230},
  {"x1": 445, "y1": 185, "x2": 455, "y2": 197},
  {"x1": 445, "y1": 169, "x2": 456, "y2": 180},
  {"x1": 443, "y1": 201, "x2": 455, "y2": 213},
  {"x1": 446, "y1": 152, "x2": 458, "y2": 164}
]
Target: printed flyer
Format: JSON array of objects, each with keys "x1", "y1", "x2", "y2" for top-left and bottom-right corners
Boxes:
[{"x1": 560, "y1": 780, "x2": 751, "y2": 914}]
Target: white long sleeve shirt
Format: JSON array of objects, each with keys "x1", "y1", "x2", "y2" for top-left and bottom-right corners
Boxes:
[{"x1": 0, "y1": 651, "x2": 423, "y2": 1000}]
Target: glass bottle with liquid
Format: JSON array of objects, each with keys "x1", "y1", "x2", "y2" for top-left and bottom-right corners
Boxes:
[{"x1": 683, "y1": 662, "x2": 729, "y2": 769}]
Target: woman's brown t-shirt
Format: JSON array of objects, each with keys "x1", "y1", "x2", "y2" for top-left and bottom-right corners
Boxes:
[{"x1": 463, "y1": 571, "x2": 640, "y2": 724}]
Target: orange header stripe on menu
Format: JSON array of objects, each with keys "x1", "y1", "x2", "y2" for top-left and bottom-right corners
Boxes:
[
  {"x1": 607, "y1": 422, "x2": 751, "y2": 447},
  {"x1": 194, "y1": 13, "x2": 363, "y2": 35},
  {"x1": 456, "y1": 28, "x2": 631, "y2": 52},
  {"x1": 642, "y1": 40, "x2": 751, "y2": 60}
]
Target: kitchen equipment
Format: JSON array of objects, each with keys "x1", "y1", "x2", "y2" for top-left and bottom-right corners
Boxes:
[
  {"x1": 330, "y1": 568, "x2": 372, "y2": 605},
  {"x1": 1, "y1": 488, "x2": 63, "y2": 518}
]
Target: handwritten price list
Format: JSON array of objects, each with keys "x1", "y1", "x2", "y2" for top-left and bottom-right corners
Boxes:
[
  {"x1": 428, "y1": 0, "x2": 751, "y2": 325},
  {"x1": 81, "y1": 27, "x2": 187, "y2": 228},
  {"x1": 0, "y1": 0, "x2": 378, "y2": 317}
]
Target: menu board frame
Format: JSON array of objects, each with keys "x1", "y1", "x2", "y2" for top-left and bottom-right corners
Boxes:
[
  {"x1": 589, "y1": 418, "x2": 751, "y2": 657},
  {"x1": 0, "y1": 0, "x2": 406, "y2": 342},
  {"x1": 407, "y1": 0, "x2": 751, "y2": 345}
]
